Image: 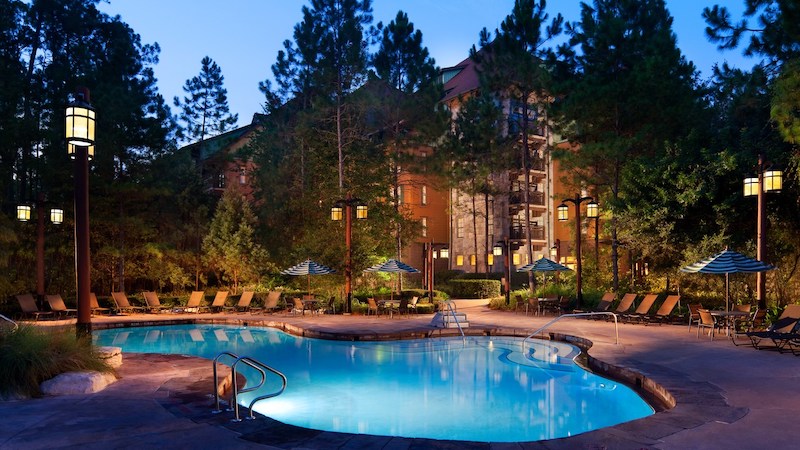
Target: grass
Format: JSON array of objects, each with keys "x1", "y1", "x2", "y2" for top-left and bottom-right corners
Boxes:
[{"x1": 0, "y1": 325, "x2": 112, "y2": 398}]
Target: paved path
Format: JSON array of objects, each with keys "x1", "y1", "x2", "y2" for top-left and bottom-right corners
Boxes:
[{"x1": 2, "y1": 305, "x2": 799, "y2": 449}]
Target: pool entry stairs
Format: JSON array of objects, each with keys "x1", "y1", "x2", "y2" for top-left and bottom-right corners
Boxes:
[
  {"x1": 431, "y1": 300, "x2": 469, "y2": 332},
  {"x1": 212, "y1": 351, "x2": 287, "y2": 422}
]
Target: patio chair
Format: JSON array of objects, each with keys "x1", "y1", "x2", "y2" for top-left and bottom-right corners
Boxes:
[
  {"x1": 697, "y1": 309, "x2": 723, "y2": 340},
  {"x1": 142, "y1": 291, "x2": 171, "y2": 313},
  {"x1": 746, "y1": 304, "x2": 800, "y2": 351},
  {"x1": 111, "y1": 292, "x2": 146, "y2": 314},
  {"x1": 15, "y1": 293, "x2": 53, "y2": 321},
  {"x1": 687, "y1": 303, "x2": 703, "y2": 332},
  {"x1": 291, "y1": 297, "x2": 313, "y2": 315},
  {"x1": 175, "y1": 291, "x2": 204, "y2": 313},
  {"x1": 367, "y1": 297, "x2": 381, "y2": 316},
  {"x1": 527, "y1": 297, "x2": 541, "y2": 316},
  {"x1": 205, "y1": 291, "x2": 230, "y2": 313},
  {"x1": 734, "y1": 304, "x2": 752, "y2": 313},
  {"x1": 89, "y1": 293, "x2": 111, "y2": 315},
  {"x1": 643, "y1": 295, "x2": 681, "y2": 325},
  {"x1": 514, "y1": 295, "x2": 526, "y2": 314},
  {"x1": 731, "y1": 308, "x2": 767, "y2": 346},
  {"x1": 623, "y1": 294, "x2": 658, "y2": 324},
  {"x1": 408, "y1": 296, "x2": 419, "y2": 314},
  {"x1": 46, "y1": 294, "x2": 77, "y2": 319},
  {"x1": 224, "y1": 291, "x2": 255, "y2": 313}
]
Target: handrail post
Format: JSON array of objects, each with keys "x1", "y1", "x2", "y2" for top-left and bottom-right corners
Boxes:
[
  {"x1": 521, "y1": 312, "x2": 620, "y2": 357},
  {"x1": 212, "y1": 351, "x2": 239, "y2": 413}
]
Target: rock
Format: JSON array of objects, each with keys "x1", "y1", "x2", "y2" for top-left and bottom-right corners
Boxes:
[
  {"x1": 96, "y1": 346, "x2": 123, "y2": 368},
  {"x1": 40, "y1": 371, "x2": 117, "y2": 395}
]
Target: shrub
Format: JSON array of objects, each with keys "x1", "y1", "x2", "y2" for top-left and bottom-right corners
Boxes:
[
  {"x1": 447, "y1": 279, "x2": 501, "y2": 299},
  {"x1": 0, "y1": 325, "x2": 112, "y2": 398}
]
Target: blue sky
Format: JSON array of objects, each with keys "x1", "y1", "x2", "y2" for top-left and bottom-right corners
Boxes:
[{"x1": 98, "y1": 0, "x2": 756, "y2": 127}]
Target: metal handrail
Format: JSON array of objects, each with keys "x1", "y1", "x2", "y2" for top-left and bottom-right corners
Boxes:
[
  {"x1": 521, "y1": 312, "x2": 620, "y2": 355},
  {"x1": 232, "y1": 356, "x2": 288, "y2": 421},
  {"x1": 443, "y1": 300, "x2": 465, "y2": 340},
  {"x1": 0, "y1": 314, "x2": 18, "y2": 332},
  {"x1": 212, "y1": 351, "x2": 240, "y2": 413}
]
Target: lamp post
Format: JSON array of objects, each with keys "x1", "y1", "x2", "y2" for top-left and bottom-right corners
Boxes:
[
  {"x1": 557, "y1": 195, "x2": 596, "y2": 309},
  {"x1": 331, "y1": 194, "x2": 367, "y2": 314},
  {"x1": 744, "y1": 153, "x2": 782, "y2": 310},
  {"x1": 586, "y1": 200, "x2": 600, "y2": 265},
  {"x1": 66, "y1": 87, "x2": 96, "y2": 337},
  {"x1": 17, "y1": 192, "x2": 62, "y2": 305},
  {"x1": 493, "y1": 237, "x2": 511, "y2": 305}
]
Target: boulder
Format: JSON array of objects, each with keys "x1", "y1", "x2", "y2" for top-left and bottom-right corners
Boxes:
[
  {"x1": 40, "y1": 371, "x2": 117, "y2": 395},
  {"x1": 96, "y1": 346, "x2": 123, "y2": 368}
]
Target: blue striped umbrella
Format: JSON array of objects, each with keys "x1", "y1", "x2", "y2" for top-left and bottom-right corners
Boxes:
[
  {"x1": 517, "y1": 257, "x2": 572, "y2": 273},
  {"x1": 281, "y1": 259, "x2": 336, "y2": 294},
  {"x1": 364, "y1": 259, "x2": 419, "y2": 300},
  {"x1": 680, "y1": 249, "x2": 776, "y2": 311}
]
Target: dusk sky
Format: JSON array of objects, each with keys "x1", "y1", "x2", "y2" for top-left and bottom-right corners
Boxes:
[{"x1": 98, "y1": 0, "x2": 758, "y2": 128}]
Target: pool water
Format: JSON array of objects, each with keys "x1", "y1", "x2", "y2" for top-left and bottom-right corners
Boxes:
[{"x1": 94, "y1": 324, "x2": 653, "y2": 442}]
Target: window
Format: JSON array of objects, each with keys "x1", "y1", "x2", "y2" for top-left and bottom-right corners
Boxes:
[
  {"x1": 470, "y1": 255, "x2": 476, "y2": 266},
  {"x1": 456, "y1": 255, "x2": 464, "y2": 266},
  {"x1": 421, "y1": 217, "x2": 428, "y2": 237},
  {"x1": 421, "y1": 185, "x2": 428, "y2": 205},
  {"x1": 215, "y1": 171, "x2": 226, "y2": 189},
  {"x1": 239, "y1": 166, "x2": 247, "y2": 185},
  {"x1": 513, "y1": 253, "x2": 522, "y2": 265},
  {"x1": 487, "y1": 254, "x2": 494, "y2": 266},
  {"x1": 397, "y1": 185, "x2": 404, "y2": 204},
  {"x1": 456, "y1": 217, "x2": 464, "y2": 238}
]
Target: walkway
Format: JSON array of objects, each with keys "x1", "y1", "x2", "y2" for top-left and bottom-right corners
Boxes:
[{"x1": 2, "y1": 304, "x2": 798, "y2": 449}]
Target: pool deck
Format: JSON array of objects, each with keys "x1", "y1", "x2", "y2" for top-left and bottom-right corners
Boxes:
[{"x1": 2, "y1": 303, "x2": 799, "y2": 449}]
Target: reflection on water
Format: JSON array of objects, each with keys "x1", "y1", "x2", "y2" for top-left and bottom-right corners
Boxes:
[{"x1": 94, "y1": 324, "x2": 652, "y2": 442}]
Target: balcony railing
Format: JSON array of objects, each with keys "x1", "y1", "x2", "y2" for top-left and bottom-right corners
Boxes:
[
  {"x1": 510, "y1": 225, "x2": 545, "y2": 241},
  {"x1": 509, "y1": 190, "x2": 545, "y2": 206},
  {"x1": 512, "y1": 155, "x2": 546, "y2": 172}
]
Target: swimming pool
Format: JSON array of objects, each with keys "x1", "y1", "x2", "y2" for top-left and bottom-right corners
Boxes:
[{"x1": 93, "y1": 324, "x2": 653, "y2": 442}]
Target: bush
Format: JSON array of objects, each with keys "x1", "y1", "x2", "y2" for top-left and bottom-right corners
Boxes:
[
  {"x1": 0, "y1": 325, "x2": 112, "y2": 398},
  {"x1": 447, "y1": 279, "x2": 501, "y2": 299}
]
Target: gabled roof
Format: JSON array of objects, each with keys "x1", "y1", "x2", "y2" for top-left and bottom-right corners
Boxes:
[
  {"x1": 180, "y1": 115, "x2": 263, "y2": 161},
  {"x1": 441, "y1": 55, "x2": 480, "y2": 104}
]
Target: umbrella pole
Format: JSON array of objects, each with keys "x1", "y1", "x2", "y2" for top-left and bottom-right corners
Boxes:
[{"x1": 726, "y1": 273, "x2": 730, "y2": 312}]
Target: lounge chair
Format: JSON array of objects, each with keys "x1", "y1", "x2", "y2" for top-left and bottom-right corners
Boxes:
[
  {"x1": 142, "y1": 291, "x2": 171, "y2": 313},
  {"x1": 575, "y1": 292, "x2": 614, "y2": 316},
  {"x1": 623, "y1": 294, "x2": 658, "y2": 324},
  {"x1": 643, "y1": 295, "x2": 681, "y2": 325},
  {"x1": 610, "y1": 293, "x2": 637, "y2": 319},
  {"x1": 111, "y1": 292, "x2": 146, "y2": 314},
  {"x1": 46, "y1": 294, "x2": 77, "y2": 319},
  {"x1": 89, "y1": 293, "x2": 111, "y2": 315},
  {"x1": 224, "y1": 291, "x2": 255, "y2": 313},
  {"x1": 252, "y1": 291, "x2": 282, "y2": 314},
  {"x1": 175, "y1": 291, "x2": 204, "y2": 313},
  {"x1": 687, "y1": 303, "x2": 703, "y2": 332},
  {"x1": 408, "y1": 296, "x2": 419, "y2": 314},
  {"x1": 206, "y1": 291, "x2": 230, "y2": 313},
  {"x1": 746, "y1": 304, "x2": 800, "y2": 351},
  {"x1": 15, "y1": 293, "x2": 53, "y2": 321}
]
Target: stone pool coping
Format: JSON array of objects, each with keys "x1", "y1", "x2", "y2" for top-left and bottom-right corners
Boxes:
[{"x1": 86, "y1": 317, "x2": 747, "y2": 448}]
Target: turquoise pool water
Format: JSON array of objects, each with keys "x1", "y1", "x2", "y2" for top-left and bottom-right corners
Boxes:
[{"x1": 93, "y1": 324, "x2": 653, "y2": 442}]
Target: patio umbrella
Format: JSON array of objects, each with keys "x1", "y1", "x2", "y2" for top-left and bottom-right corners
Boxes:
[
  {"x1": 280, "y1": 259, "x2": 336, "y2": 295},
  {"x1": 680, "y1": 249, "x2": 776, "y2": 311},
  {"x1": 517, "y1": 256, "x2": 572, "y2": 286},
  {"x1": 364, "y1": 259, "x2": 420, "y2": 300}
]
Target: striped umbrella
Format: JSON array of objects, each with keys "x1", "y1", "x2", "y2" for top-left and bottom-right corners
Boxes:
[
  {"x1": 680, "y1": 249, "x2": 776, "y2": 311},
  {"x1": 364, "y1": 259, "x2": 420, "y2": 300},
  {"x1": 281, "y1": 259, "x2": 336, "y2": 294},
  {"x1": 517, "y1": 257, "x2": 572, "y2": 287}
]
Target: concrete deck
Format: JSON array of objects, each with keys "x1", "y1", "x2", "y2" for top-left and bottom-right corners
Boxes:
[{"x1": 2, "y1": 304, "x2": 799, "y2": 449}]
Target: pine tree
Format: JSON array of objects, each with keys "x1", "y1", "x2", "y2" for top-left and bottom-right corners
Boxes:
[{"x1": 174, "y1": 56, "x2": 238, "y2": 143}]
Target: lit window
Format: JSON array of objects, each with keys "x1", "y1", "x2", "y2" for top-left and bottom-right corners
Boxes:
[
  {"x1": 470, "y1": 255, "x2": 476, "y2": 266},
  {"x1": 513, "y1": 253, "x2": 521, "y2": 265},
  {"x1": 421, "y1": 217, "x2": 428, "y2": 237},
  {"x1": 456, "y1": 255, "x2": 464, "y2": 266},
  {"x1": 456, "y1": 217, "x2": 464, "y2": 238},
  {"x1": 397, "y1": 185, "x2": 404, "y2": 204},
  {"x1": 421, "y1": 185, "x2": 428, "y2": 205},
  {"x1": 487, "y1": 254, "x2": 494, "y2": 265},
  {"x1": 239, "y1": 166, "x2": 247, "y2": 185},
  {"x1": 216, "y1": 171, "x2": 226, "y2": 188}
]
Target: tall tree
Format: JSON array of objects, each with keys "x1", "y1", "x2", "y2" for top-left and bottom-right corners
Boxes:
[
  {"x1": 373, "y1": 10, "x2": 445, "y2": 261},
  {"x1": 173, "y1": 56, "x2": 238, "y2": 143},
  {"x1": 552, "y1": 0, "x2": 700, "y2": 292},
  {"x1": 471, "y1": 0, "x2": 563, "y2": 286}
]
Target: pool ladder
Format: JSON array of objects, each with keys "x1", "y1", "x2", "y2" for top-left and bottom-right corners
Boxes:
[
  {"x1": 212, "y1": 351, "x2": 287, "y2": 421},
  {"x1": 521, "y1": 312, "x2": 620, "y2": 356}
]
